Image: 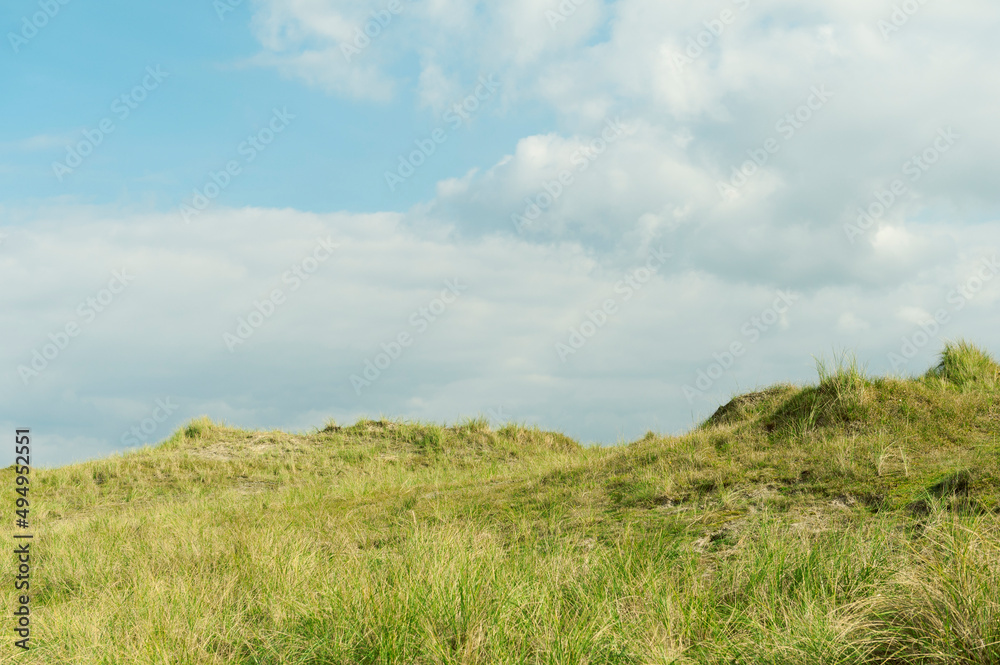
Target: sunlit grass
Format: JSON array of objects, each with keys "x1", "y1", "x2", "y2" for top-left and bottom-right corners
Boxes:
[{"x1": 2, "y1": 343, "x2": 999, "y2": 663}]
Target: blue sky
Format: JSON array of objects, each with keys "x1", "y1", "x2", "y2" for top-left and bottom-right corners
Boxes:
[
  {"x1": 3, "y1": 0, "x2": 1000, "y2": 467},
  {"x1": 0, "y1": 0, "x2": 554, "y2": 214}
]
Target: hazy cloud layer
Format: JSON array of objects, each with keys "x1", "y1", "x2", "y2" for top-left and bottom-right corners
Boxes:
[{"x1": 4, "y1": 206, "x2": 998, "y2": 466}]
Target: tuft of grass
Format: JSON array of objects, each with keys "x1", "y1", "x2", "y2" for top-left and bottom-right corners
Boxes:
[
  {"x1": 758, "y1": 352, "x2": 873, "y2": 436},
  {"x1": 457, "y1": 416, "x2": 492, "y2": 435},
  {"x1": 858, "y1": 512, "x2": 1000, "y2": 664},
  {"x1": 184, "y1": 416, "x2": 214, "y2": 439},
  {"x1": 815, "y1": 348, "x2": 868, "y2": 397},
  {"x1": 925, "y1": 339, "x2": 1000, "y2": 391},
  {"x1": 414, "y1": 424, "x2": 444, "y2": 452}
]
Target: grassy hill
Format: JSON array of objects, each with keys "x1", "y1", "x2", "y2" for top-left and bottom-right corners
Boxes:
[{"x1": 3, "y1": 341, "x2": 999, "y2": 664}]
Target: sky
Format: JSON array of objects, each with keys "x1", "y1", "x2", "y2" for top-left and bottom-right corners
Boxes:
[{"x1": 3, "y1": 0, "x2": 999, "y2": 467}]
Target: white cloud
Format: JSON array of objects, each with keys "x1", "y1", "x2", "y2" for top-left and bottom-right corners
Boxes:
[
  {"x1": 416, "y1": 61, "x2": 462, "y2": 113},
  {"x1": 897, "y1": 305, "x2": 932, "y2": 326},
  {"x1": 2, "y1": 133, "x2": 78, "y2": 152},
  {"x1": 837, "y1": 311, "x2": 869, "y2": 334},
  {"x1": 4, "y1": 205, "x2": 1000, "y2": 466},
  {"x1": 241, "y1": 0, "x2": 1000, "y2": 282}
]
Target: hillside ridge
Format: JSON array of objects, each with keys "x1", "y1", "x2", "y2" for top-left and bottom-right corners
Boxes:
[{"x1": 3, "y1": 340, "x2": 999, "y2": 664}]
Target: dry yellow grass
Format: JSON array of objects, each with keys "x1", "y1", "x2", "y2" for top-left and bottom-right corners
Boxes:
[{"x1": 2, "y1": 342, "x2": 999, "y2": 663}]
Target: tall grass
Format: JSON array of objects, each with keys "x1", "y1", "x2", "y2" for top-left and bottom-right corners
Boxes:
[
  {"x1": 815, "y1": 349, "x2": 868, "y2": 398},
  {"x1": 2, "y1": 343, "x2": 999, "y2": 664},
  {"x1": 925, "y1": 339, "x2": 1000, "y2": 391}
]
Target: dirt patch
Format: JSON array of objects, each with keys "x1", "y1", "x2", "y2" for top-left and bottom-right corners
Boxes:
[
  {"x1": 830, "y1": 494, "x2": 859, "y2": 509},
  {"x1": 188, "y1": 445, "x2": 237, "y2": 461},
  {"x1": 187, "y1": 432, "x2": 295, "y2": 461},
  {"x1": 234, "y1": 478, "x2": 276, "y2": 494}
]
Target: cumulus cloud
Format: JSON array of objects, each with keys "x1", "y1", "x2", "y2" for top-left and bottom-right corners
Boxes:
[
  {"x1": 246, "y1": 0, "x2": 1000, "y2": 254},
  {"x1": 3, "y1": 205, "x2": 999, "y2": 466}
]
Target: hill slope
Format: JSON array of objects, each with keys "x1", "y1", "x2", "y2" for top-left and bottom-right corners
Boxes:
[{"x1": 3, "y1": 341, "x2": 999, "y2": 664}]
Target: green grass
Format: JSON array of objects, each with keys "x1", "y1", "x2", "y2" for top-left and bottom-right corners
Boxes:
[{"x1": 3, "y1": 341, "x2": 1000, "y2": 664}]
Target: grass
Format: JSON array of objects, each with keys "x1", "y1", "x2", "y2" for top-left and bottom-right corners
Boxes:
[{"x1": 3, "y1": 341, "x2": 999, "y2": 664}]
